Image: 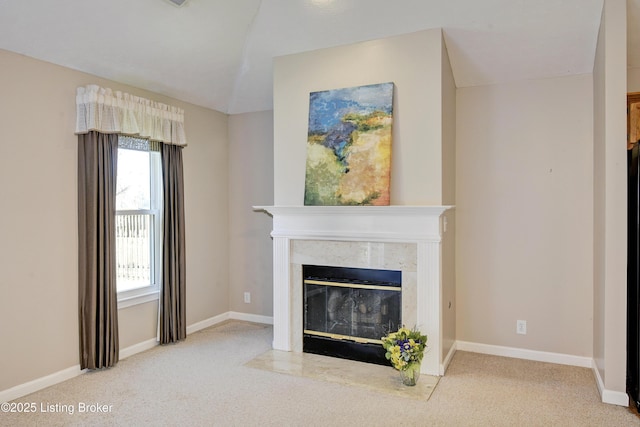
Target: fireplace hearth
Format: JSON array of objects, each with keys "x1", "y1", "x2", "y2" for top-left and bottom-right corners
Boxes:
[{"x1": 303, "y1": 265, "x2": 401, "y2": 365}]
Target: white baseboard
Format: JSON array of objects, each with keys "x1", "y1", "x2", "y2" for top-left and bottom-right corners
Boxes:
[
  {"x1": 120, "y1": 311, "x2": 273, "y2": 358},
  {"x1": 119, "y1": 338, "x2": 158, "y2": 360},
  {"x1": 186, "y1": 312, "x2": 231, "y2": 334},
  {"x1": 457, "y1": 340, "x2": 630, "y2": 407},
  {"x1": 228, "y1": 311, "x2": 274, "y2": 325},
  {"x1": 0, "y1": 365, "x2": 84, "y2": 404},
  {"x1": 456, "y1": 340, "x2": 593, "y2": 368},
  {"x1": 592, "y1": 360, "x2": 630, "y2": 406},
  {"x1": 440, "y1": 341, "x2": 457, "y2": 375},
  {"x1": 1, "y1": 311, "x2": 272, "y2": 403},
  {"x1": 184, "y1": 311, "x2": 273, "y2": 335}
]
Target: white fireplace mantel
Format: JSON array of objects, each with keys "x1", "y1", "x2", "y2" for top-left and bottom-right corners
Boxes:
[
  {"x1": 254, "y1": 205, "x2": 454, "y2": 376},
  {"x1": 254, "y1": 205, "x2": 452, "y2": 242}
]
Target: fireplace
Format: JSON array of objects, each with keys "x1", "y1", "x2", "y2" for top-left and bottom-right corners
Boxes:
[
  {"x1": 303, "y1": 265, "x2": 402, "y2": 365},
  {"x1": 254, "y1": 205, "x2": 454, "y2": 376}
]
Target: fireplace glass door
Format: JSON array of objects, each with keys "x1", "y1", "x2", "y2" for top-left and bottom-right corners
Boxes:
[{"x1": 303, "y1": 265, "x2": 401, "y2": 365}]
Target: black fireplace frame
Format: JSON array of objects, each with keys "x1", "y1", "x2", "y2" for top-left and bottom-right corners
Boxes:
[{"x1": 302, "y1": 265, "x2": 402, "y2": 366}]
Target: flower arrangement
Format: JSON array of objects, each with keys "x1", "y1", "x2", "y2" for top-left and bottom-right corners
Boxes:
[{"x1": 381, "y1": 327, "x2": 427, "y2": 385}]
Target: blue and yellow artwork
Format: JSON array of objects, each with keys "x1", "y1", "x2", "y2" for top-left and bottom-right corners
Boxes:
[{"x1": 304, "y1": 82, "x2": 394, "y2": 206}]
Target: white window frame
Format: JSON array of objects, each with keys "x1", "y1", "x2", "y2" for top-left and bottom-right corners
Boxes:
[{"x1": 115, "y1": 140, "x2": 163, "y2": 308}]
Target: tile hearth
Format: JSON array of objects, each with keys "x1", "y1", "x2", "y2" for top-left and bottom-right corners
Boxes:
[{"x1": 245, "y1": 350, "x2": 439, "y2": 400}]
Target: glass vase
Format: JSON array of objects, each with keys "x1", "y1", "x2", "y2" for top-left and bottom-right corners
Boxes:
[{"x1": 400, "y1": 362, "x2": 421, "y2": 386}]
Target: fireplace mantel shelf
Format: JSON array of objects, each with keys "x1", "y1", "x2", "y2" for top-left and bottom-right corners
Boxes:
[
  {"x1": 253, "y1": 205, "x2": 454, "y2": 243},
  {"x1": 253, "y1": 205, "x2": 453, "y2": 216}
]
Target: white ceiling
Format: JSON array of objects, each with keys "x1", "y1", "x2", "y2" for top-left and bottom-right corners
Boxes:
[{"x1": 0, "y1": 0, "x2": 635, "y2": 114}]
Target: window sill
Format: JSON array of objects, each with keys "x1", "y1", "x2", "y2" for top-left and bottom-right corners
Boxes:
[{"x1": 118, "y1": 287, "x2": 160, "y2": 309}]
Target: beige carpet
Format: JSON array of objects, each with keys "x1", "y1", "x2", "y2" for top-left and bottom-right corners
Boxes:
[{"x1": 2, "y1": 320, "x2": 639, "y2": 426}]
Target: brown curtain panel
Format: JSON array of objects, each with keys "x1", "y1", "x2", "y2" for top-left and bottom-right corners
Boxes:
[
  {"x1": 77, "y1": 131, "x2": 119, "y2": 369},
  {"x1": 160, "y1": 143, "x2": 186, "y2": 344}
]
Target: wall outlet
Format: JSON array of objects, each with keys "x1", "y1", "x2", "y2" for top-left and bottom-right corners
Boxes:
[
  {"x1": 516, "y1": 320, "x2": 527, "y2": 335},
  {"x1": 244, "y1": 292, "x2": 251, "y2": 304}
]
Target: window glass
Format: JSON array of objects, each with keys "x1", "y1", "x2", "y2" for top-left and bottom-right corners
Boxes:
[
  {"x1": 115, "y1": 139, "x2": 162, "y2": 295},
  {"x1": 116, "y1": 148, "x2": 150, "y2": 211}
]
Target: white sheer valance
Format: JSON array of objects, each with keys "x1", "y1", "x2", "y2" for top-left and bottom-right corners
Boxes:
[{"x1": 75, "y1": 85, "x2": 187, "y2": 146}]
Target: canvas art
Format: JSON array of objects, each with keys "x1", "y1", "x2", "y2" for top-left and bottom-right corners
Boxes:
[{"x1": 304, "y1": 82, "x2": 394, "y2": 206}]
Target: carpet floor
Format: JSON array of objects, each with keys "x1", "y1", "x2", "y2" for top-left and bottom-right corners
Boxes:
[{"x1": 2, "y1": 320, "x2": 639, "y2": 426}]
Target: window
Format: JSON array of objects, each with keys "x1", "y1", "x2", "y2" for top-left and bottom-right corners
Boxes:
[{"x1": 115, "y1": 137, "x2": 163, "y2": 305}]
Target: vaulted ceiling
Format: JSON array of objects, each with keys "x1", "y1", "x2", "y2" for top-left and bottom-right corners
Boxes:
[{"x1": 0, "y1": 0, "x2": 635, "y2": 114}]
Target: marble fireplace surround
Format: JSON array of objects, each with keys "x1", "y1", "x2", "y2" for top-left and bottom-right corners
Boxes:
[{"x1": 254, "y1": 205, "x2": 452, "y2": 376}]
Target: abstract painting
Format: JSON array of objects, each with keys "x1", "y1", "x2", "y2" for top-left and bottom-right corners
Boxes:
[{"x1": 304, "y1": 82, "x2": 394, "y2": 206}]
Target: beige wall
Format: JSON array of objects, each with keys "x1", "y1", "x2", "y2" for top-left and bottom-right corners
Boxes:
[
  {"x1": 228, "y1": 111, "x2": 274, "y2": 316},
  {"x1": 630, "y1": 67, "x2": 640, "y2": 92},
  {"x1": 593, "y1": 0, "x2": 628, "y2": 399},
  {"x1": 273, "y1": 29, "x2": 447, "y2": 206},
  {"x1": 0, "y1": 49, "x2": 229, "y2": 392},
  {"x1": 182, "y1": 101, "x2": 230, "y2": 325},
  {"x1": 456, "y1": 74, "x2": 594, "y2": 356}
]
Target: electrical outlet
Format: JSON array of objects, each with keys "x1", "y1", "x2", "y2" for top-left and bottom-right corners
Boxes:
[
  {"x1": 244, "y1": 292, "x2": 251, "y2": 304},
  {"x1": 516, "y1": 320, "x2": 527, "y2": 335}
]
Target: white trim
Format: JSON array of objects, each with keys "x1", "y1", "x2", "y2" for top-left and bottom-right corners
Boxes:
[
  {"x1": 592, "y1": 360, "x2": 630, "y2": 406},
  {"x1": 601, "y1": 387, "x2": 629, "y2": 406},
  {"x1": 272, "y1": 236, "x2": 292, "y2": 351},
  {"x1": 0, "y1": 365, "x2": 84, "y2": 403},
  {"x1": 185, "y1": 312, "x2": 231, "y2": 334},
  {"x1": 441, "y1": 341, "x2": 457, "y2": 375},
  {"x1": 254, "y1": 205, "x2": 452, "y2": 243},
  {"x1": 418, "y1": 241, "x2": 441, "y2": 376},
  {"x1": 441, "y1": 343, "x2": 629, "y2": 407},
  {"x1": 254, "y1": 205, "x2": 454, "y2": 217},
  {"x1": 456, "y1": 340, "x2": 593, "y2": 368},
  {"x1": 185, "y1": 311, "x2": 273, "y2": 335},
  {"x1": 119, "y1": 312, "x2": 273, "y2": 359},
  {"x1": 119, "y1": 338, "x2": 158, "y2": 360},
  {"x1": 456, "y1": 341, "x2": 632, "y2": 406},
  {"x1": 1, "y1": 311, "x2": 273, "y2": 403},
  {"x1": 270, "y1": 229, "x2": 443, "y2": 243},
  {"x1": 229, "y1": 311, "x2": 274, "y2": 325},
  {"x1": 117, "y1": 289, "x2": 160, "y2": 309}
]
